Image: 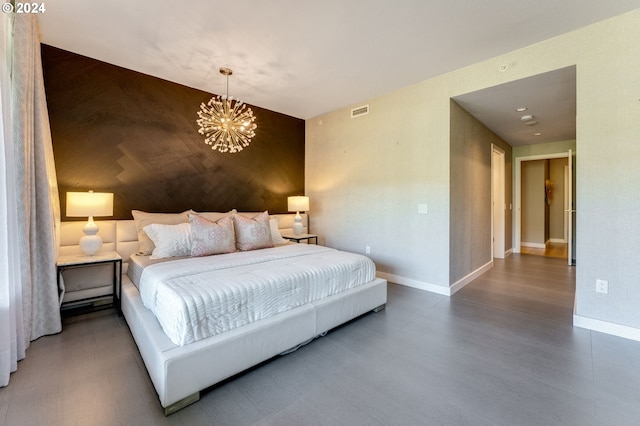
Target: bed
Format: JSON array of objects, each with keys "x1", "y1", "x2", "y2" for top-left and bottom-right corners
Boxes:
[{"x1": 59, "y1": 211, "x2": 387, "y2": 415}]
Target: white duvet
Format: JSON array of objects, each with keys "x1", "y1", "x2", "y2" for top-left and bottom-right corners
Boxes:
[{"x1": 139, "y1": 244, "x2": 376, "y2": 346}]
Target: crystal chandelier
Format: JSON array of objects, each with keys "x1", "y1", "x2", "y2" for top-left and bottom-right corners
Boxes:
[{"x1": 196, "y1": 68, "x2": 257, "y2": 153}]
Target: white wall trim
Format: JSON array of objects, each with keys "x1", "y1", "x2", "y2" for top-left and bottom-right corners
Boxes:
[
  {"x1": 573, "y1": 314, "x2": 640, "y2": 343},
  {"x1": 378, "y1": 260, "x2": 493, "y2": 297},
  {"x1": 450, "y1": 260, "x2": 493, "y2": 295},
  {"x1": 549, "y1": 238, "x2": 566, "y2": 243},
  {"x1": 521, "y1": 242, "x2": 546, "y2": 249},
  {"x1": 376, "y1": 272, "x2": 451, "y2": 296},
  {"x1": 504, "y1": 248, "x2": 513, "y2": 257}
]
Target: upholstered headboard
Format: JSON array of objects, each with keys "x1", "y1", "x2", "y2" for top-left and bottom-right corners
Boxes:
[
  {"x1": 59, "y1": 213, "x2": 308, "y2": 270},
  {"x1": 58, "y1": 213, "x2": 308, "y2": 304}
]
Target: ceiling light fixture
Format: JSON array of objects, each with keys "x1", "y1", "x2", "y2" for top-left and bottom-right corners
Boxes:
[
  {"x1": 520, "y1": 114, "x2": 534, "y2": 122},
  {"x1": 196, "y1": 68, "x2": 257, "y2": 153},
  {"x1": 534, "y1": 132, "x2": 543, "y2": 136},
  {"x1": 516, "y1": 107, "x2": 528, "y2": 112}
]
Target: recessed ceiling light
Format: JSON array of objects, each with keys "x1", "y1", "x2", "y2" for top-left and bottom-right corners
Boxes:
[
  {"x1": 520, "y1": 114, "x2": 534, "y2": 122},
  {"x1": 534, "y1": 132, "x2": 543, "y2": 136},
  {"x1": 516, "y1": 107, "x2": 527, "y2": 112}
]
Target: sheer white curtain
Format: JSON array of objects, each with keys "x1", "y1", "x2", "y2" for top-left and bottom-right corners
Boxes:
[
  {"x1": 0, "y1": 11, "x2": 24, "y2": 388},
  {"x1": 0, "y1": 14, "x2": 61, "y2": 387}
]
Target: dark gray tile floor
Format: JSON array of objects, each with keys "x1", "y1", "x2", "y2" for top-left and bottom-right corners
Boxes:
[{"x1": 2, "y1": 254, "x2": 639, "y2": 425}]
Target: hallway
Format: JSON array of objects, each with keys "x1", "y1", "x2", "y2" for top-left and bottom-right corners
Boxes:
[
  {"x1": 520, "y1": 242, "x2": 568, "y2": 259},
  {"x1": 457, "y1": 252, "x2": 575, "y2": 323}
]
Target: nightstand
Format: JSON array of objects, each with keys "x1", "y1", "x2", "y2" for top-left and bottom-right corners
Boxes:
[
  {"x1": 57, "y1": 251, "x2": 122, "y2": 316},
  {"x1": 281, "y1": 233, "x2": 318, "y2": 245}
]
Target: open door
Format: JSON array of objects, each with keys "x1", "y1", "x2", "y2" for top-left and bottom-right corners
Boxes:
[
  {"x1": 566, "y1": 149, "x2": 576, "y2": 265},
  {"x1": 492, "y1": 145, "x2": 506, "y2": 259}
]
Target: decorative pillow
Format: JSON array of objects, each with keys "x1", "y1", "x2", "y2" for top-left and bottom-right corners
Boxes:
[
  {"x1": 132, "y1": 210, "x2": 190, "y2": 255},
  {"x1": 233, "y1": 211, "x2": 274, "y2": 251},
  {"x1": 269, "y1": 217, "x2": 288, "y2": 245},
  {"x1": 143, "y1": 222, "x2": 192, "y2": 260},
  {"x1": 189, "y1": 214, "x2": 236, "y2": 257}
]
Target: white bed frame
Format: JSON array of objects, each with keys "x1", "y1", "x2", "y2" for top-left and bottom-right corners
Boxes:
[{"x1": 59, "y1": 214, "x2": 387, "y2": 415}]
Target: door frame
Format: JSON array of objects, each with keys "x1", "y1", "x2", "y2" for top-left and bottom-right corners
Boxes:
[
  {"x1": 514, "y1": 151, "x2": 572, "y2": 255},
  {"x1": 491, "y1": 144, "x2": 506, "y2": 259}
]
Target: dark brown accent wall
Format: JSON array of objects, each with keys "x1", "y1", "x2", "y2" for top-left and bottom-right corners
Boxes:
[{"x1": 42, "y1": 45, "x2": 305, "y2": 220}]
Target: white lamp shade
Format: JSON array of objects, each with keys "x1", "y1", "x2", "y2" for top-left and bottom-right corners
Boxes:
[
  {"x1": 66, "y1": 191, "x2": 113, "y2": 255},
  {"x1": 66, "y1": 191, "x2": 113, "y2": 218},
  {"x1": 288, "y1": 196, "x2": 309, "y2": 212}
]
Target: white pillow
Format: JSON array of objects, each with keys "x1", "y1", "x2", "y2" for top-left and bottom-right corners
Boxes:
[
  {"x1": 143, "y1": 222, "x2": 192, "y2": 259},
  {"x1": 269, "y1": 217, "x2": 288, "y2": 245},
  {"x1": 132, "y1": 210, "x2": 190, "y2": 255}
]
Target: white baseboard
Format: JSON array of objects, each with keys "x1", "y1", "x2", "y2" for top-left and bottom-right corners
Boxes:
[
  {"x1": 504, "y1": 248, "x2": 513, "y2": 257},
  {"x1": 377, "y1": 260, "x2": 493, "y2": 297},
  {"x1": 450, "y1": 260, "x2": 493, "y2": 295},
  {"x1": 548, "y1": 238, "x2": 566, "y2": 243},
  {"x1": 573, "y1": 314, "x2": 640, "y2": 343},
  {"x1": 521, "y1": 242, "x2": 545, "y2": 249},
  {"x1": 376, "y1": 272, "x2": 451, "y2": 296}
]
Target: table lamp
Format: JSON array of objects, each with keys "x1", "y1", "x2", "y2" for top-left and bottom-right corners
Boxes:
[
  {"x1": 287, "y1": 196, "x2": 309, "y2": 235},
  {"x1": 66, "y1": 191, "x2": 114, "y2": 255}
]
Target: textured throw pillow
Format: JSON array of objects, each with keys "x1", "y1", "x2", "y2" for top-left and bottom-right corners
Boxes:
[
  {"x1": 143, "y1": 222, "x2": 192, "y2": 259},
  {"x1": 269, "y1": 217, "x2": 288, "y2": 245},
  {"x1": 132, "y1": 210, "x2": 190, "y2": 255},
  {"x1": 189, "y1": 214, "x2": 236, "y2": 257},
  {"x1": 233, "y1": 211, "x2": 274, "y2": 251}
]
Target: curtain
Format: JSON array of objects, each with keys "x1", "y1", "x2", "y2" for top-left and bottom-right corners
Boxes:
[
  {"x1": 0, "y1": 11, "x2": 24, "y2": 388},
  {"x1": 0, "y1": 13, "x2": 61, "y2": 387}
]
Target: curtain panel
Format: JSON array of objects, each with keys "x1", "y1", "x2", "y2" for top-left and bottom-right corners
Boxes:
[
  {"x1": 0, "y1": 13, "x2": 61, "y2": 387},
  {"x1": 0, "y1": 11, "x2": 23, "y2": 388}
]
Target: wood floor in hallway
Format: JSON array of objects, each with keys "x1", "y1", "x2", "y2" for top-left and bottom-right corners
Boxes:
[{"x1": 520, "y1": 241, "x2": 568, "y2": 259}]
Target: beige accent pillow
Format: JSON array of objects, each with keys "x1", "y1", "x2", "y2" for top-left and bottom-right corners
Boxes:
[
  {"x1": 269, "y1": 217, "x2": 288, "y2": 245},
  {"x1": 190, "y1": 209, "x2": 236, "y2": 222},
  {"x1": 132, "y1": 210, "x2": 191, "y2": 255},
  {"x1": 233, "y1": 211, "x2": 274, "y2": 251},
  {"x1": 189, "y1": 214, "x2": 236, "y2": 256}
]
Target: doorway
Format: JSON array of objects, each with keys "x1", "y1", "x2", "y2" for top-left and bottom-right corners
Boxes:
[
  {"x1": 491, "y1": 145, "x2": 506, "y2": 259},
  {"x1": 514, "y1": 151, "x2": 575, "y2": 264}
]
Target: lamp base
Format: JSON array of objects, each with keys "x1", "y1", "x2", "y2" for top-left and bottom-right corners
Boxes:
[
  {"x1": 292, "y1": 212, "x2": 303, "y2": 235},
  {"x1": 79, "y1": 217, "x2": 102, "y2": 256}
]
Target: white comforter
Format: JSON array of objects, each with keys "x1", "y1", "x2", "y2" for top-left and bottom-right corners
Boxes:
[{"x1": 139, "y1": 244, "x2": 376, "y2": 346}]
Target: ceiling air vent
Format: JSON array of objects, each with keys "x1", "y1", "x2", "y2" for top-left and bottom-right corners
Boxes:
[{"x1": 351, "y1": 104, "x2": 369, "y2": 118}]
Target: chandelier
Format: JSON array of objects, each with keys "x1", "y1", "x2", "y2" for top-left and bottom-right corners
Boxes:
[{"x1": 196, "y1": 68, "x2": 257, "y2": 153}]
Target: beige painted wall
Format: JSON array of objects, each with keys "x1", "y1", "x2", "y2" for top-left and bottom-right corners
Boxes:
[
  {"x1": 522, "y1": 160, "x2": 545, "y2": 246},
  {"x1": 513, "y1": 140, "x2": 576, "y2": 158},
  {"x1": 306, "y1": 10, "x2": 640, "y2": 328}
]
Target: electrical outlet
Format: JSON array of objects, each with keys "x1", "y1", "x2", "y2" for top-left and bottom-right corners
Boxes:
[
  {"x1": 365, "y1": 246, "x2": 371, "y2": 254},
  {"x1": 596, "y1": 279, "x2": 608, "y2": 294},
  {"x1": 418, "y1": 204, "x2": 428, "y2": 214}
]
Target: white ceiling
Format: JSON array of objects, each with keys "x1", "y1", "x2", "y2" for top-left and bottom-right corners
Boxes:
[
  {"x1": 38, "y1": 1, "x2": 640, "y2": 145},
  {"x1": 453, "y1": 66, "x2": 577, "y2": 146}
]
